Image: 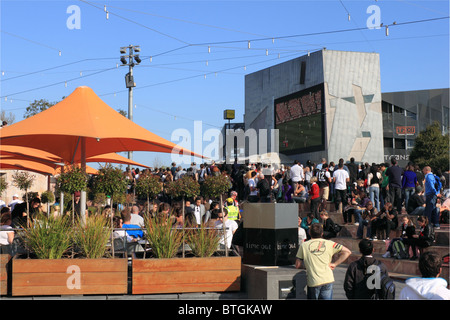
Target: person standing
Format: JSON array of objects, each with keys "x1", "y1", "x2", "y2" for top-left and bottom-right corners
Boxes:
[
  {"x1": 423, "y1": 166, "x2": 441, "y2": 229},
  {"x1": 290, "y1": 160, "x2": 303, "y2": 191},
  {"x1": 402, "y1": 164, "x2": 418, "y2": 211},
  {"x1": 367, "y1": 165, "x2": 382, "y2": 211},
  {"x1": 347, "y1": 157, "x2": 359, "y2": 187},
  {"x1": 385, "y1": 157, "x2": 403, "y2": 213},
  {"x1": 295, "y1": 223, "x2": 351, "y2": 300},
  {"x1": 215, "y1": 208, "x2": 238, "y2": 249},
  {"x1": 8, "y1": 194, "x2": 23, "y2": 213},
  {"x1": 316, "y1": 163, "x2": 331, "y2": 212},
  {"x1": 333, "y1": 163, "x2": 350, "y2": 214}
]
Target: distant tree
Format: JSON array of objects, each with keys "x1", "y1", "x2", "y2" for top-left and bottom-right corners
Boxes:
[
  {"x1": 24, "y1": 99, "x2": 56, "y2": 118},
  {"x1": 409, "y1": 121, "x2": 449, "y2": 171},
  {"x1": 0, "y1": 110, "x2": 15, "y2": 125},
  {"x1": 117, "y1": 109, "x2": 127, "y2": 118},
  {"x1": 24, "y1": 96, "x2": 65, "y2": 118}
]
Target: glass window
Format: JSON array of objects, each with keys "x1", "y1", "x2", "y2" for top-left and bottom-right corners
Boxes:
[
  {"x1": 383, "y1": 137, "x2": 393, "y2": 148},
  {"x1": 382, "y1": 101, "x2": 392, "y2": 114},
  {"x1": 406, "y1": 110, "x2": 417, "y2": 120},
  {"x1": 395, "y1": 139, "x2": 406, "y2": 149},
  {"x1": 394, "y1": 105, "x2": 404, "y2": 115},
  {"x1": 406, "y1": 139, "x2": 415, "y2": 149}
]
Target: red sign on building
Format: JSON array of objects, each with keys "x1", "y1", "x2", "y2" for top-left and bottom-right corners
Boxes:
[{"x1": 396, "y1": 126, "x2": 415, "y2": 135}]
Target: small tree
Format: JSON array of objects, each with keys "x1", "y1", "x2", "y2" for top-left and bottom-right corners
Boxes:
[
  {"x1": 200, "y1": 174, "x2": 233, "y2": 256},
  {"x1": 41, "y1": 190, "x2": 55, "y2": 216},
  {"x1": 135, "y1": 172, "x2": 162, "y2": 216},
  {"x1": 410, "y1": 121, "x2": 450, "y2": 171},
  {"x1": 0, "y1": 176, "x2": 8, "y2": 195},
  {"x1": 92, "y1": 164, "x2": 128, "y2": 256},
  {"x1": 165, "y1": 175, "x2": 200, "y2": 257},
  {"x1": 93, "y1": 164, "x2": 128, "y2": 201},
  {"x1": 56, "y1": 166, "x2": 88, "y2": 221},
  {"x1": 12, "y1": 171, "x2": 36, "y2": 219}
]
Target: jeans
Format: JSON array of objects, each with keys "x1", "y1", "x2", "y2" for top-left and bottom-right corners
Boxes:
[
  {"x1": 368, "y1": 186, "x2": 380, "y2": 211},
  {"x1": 403, "y1": 187, "x2": 415, "y2": 210},
  {"x1": 310, "y1": 197, "x2": 321, "y2": 220},
  {"x1": 353, "y1": 209, "x2": 362, "y2": 224},
  {"x1": 307, "y1": 282, "x2": 333, "y2": 300},
  {"x1": 335, "y1": 189, "x2": 347, "y2": 212},
  {"x1": 389, "y1": 186, "x2": 402, "y2": 213},
  {"x1": 409, "y1": 206, "x2": 425, "y2": 216},
  {"x1": 357, "y1": 219, "x2": 371, "y2": 238},
  {"x1": 425, "y1": 194, "x2": 439, "y2": 226}
]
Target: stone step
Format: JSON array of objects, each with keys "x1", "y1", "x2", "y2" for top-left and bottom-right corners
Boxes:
[
  {"x1": 337, "y1": 224, "x2": 449, "y2": 246},
  {"x1": 332, "y1": 236, "x2": 450, "y2": 258},
  {"x1": 343, "y1": 252, "x2": 450, "y2": 284}
]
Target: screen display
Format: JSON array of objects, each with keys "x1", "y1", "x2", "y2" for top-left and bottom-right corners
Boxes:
[{"x1": 275, "y1": 84, "x2": 324, "y2": 154}]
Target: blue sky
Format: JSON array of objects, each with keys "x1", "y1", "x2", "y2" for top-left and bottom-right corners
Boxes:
[{"x1": 1, "y1": 0, "x2": 449, "y2": 168}]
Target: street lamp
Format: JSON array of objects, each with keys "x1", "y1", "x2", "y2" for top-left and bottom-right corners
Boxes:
[{"x1": 119, "y1": 45, "x2": 141, "y2": 163}]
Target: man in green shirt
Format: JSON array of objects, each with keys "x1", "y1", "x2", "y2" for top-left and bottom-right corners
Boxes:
[{"x1": 295, "y1": 223, "x2": 351, "y2": 299}]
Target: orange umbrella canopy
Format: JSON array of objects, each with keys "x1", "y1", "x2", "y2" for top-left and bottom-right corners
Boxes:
[
  {"x1": 0, "y1": 159, "x2": 63, "y2": 176},
  {"x1": 0, "y1": 86, "x2": 203, "y2": 163},
  {"x1": 86, "y1": 152, "x2": 151, "y2": 169},
  {"x1": 0, "y1": 145, "x2": 150, "y2": 169}
]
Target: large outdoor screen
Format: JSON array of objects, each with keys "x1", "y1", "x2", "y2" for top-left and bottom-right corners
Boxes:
[{"x1": 275, "y1": 83, "x2": 325, "y2": 154}]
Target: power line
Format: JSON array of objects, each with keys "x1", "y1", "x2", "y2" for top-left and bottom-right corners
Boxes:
[
  {"x1": 103, "y1": 4, "x2": 323, "y2": 48},
  {"x1": 189, "y1": 16, "x2": 450, "y2": 47},
  {"x1": 79, "y1": 0, "x2": 191, "y2": 45},
  {"x1": 0, "y1": 67, "x2": 116, "y2": 99},
  {"x1": 0, "y1": 29, "x2": 62, "y2": 54}
]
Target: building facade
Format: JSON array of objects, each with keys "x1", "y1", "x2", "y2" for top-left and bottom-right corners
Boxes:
[
  {"x1": 381, "y1": 88, "x2": 449, "y2": 167},
  {"x1": 244, "y1": 49, "x2": 384, "y2": 165}
]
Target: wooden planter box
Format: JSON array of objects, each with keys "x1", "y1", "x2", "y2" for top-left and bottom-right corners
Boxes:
[
  {"x1": 0, "y1": 254, "x2": 11, "y2": 296},
  {"x1": 132, "y1": 256, "x2": 241, "y2": 295},
  {"x1": 12, "y1": 258, "x2": 128, "y2": 296}
]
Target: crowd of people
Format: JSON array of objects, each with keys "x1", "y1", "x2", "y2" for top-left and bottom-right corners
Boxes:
[{"x1": 1, "y1": 155, "x2": 449, "y2": 300}]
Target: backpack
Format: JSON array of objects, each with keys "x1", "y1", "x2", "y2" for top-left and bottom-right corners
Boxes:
[
  {"x1": 198, "y1": 169, "x2": 206, "y2": 182},
  {"x1": 392, "y1": 239, "x2": 409, "y2": 260},
  {"x1": 333, "y1": 223, "x2": 342, "y2": 234},
  {"x1": 434, "y1": 174, "x2": 442, "y2": 193},
  {"x1": 364, "y1": 261, "x2": 396, "y2": 300},
  {"x1": 258, "y1": 179, "x2": 271, "y2": 197}
]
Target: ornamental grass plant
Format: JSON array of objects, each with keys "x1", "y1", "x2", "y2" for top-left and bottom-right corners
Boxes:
[
  {"x1": 144, "y1": 215, "x2": 183, "y2": 259},
  {"x1": 186, "y1": 223, "x2": 221, "y2": 258},
  {"x1": 21, "y1": 213, "x2": 72, "y2": 259},
  {"x1": 73, "y1": 215, "x2": 112, "y2": 259}
]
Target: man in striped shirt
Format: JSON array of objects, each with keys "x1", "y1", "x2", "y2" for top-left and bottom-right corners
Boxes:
[{"x1": 295, "y1": 223, "x2": 351, "y2": 300}]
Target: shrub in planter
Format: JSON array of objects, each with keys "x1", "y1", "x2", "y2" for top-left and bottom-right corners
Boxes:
[
  {"x1": 20, "y1": 213, "x2": 72, "y2": 259},
  {"x1": 186, "y1": 223, "x2": 220, "y2": 258},
  {"x1": 73, "y1": 215, "x2": 112, "y2": 259},
  {"x1": 144, "y1": 215, "x2": 183, "y2": 259}
]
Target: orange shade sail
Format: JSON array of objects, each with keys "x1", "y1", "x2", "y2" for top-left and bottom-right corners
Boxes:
[
  {"x1": 0, "y1": 159, "x2": 97, "y2": 176},
  {"x1": 0, "y1": 86, "x2": 203, "y2": 164},
  {"x1": 0, "y1": 145, "x2": 150, "y2": 170},
  {"x1": 86, "y1": 152, "x2": 151, "y2": 169}
]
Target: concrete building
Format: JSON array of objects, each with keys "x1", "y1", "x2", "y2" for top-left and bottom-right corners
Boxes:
[
  {"x1": 244, "y1": 49, "x2": 384, "y2": 166},
  {"x1": 381, "y1": 88, "x2": 449, "y2": 167}
]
